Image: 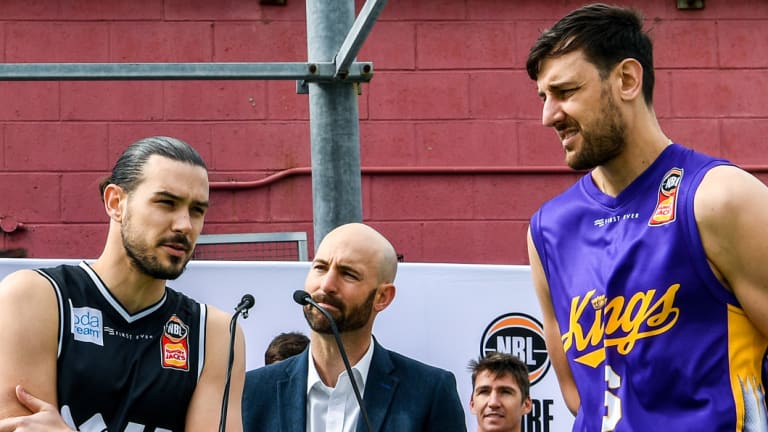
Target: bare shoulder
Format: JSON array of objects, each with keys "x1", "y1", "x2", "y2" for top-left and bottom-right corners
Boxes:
[
  {"x1": 0, "y1": 269, "x2": 59, "y2": 417},
  {"x1": 185, "y1": 303, "x2": 244, "y2": 432},
  {"x1": 526, "y1": 227, "x2": 551, "y2": 301},
  {"x1": 694, "y1": 165, "x2": 768, "y2": 252},
  {"x1": 0, "y1": 269, "x2": 57, "y2": 310},
  {"x1": 204, "y1": 305, "x2": 232, "y2": 336},
  {"x1": 201, "y1": 305, "x2": 242, "y2": 366},
  {"x1": 694, "y1": 165, "x2": 768, "y2": 223},
  {"x1": 694, "y1": 165, "x2": 768, "y2": 295}
]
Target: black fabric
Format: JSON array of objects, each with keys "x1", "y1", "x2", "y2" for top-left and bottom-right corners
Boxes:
[{"x1": 40, "y1": 263, "x2": 203, "y2": 432}]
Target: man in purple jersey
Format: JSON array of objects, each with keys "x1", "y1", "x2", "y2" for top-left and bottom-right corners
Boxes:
[{"x1": 525, "y1": 3, "x2": 768, "y2": 431}]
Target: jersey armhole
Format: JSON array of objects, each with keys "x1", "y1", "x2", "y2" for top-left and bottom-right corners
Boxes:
[
  {"x1": 35, "y1": 269, "x2": 65, "y2": 359},
  {"x1": 529, "y1": 210, "x2": 551, "y2": 283},
  {"x1": 682, "y1": 161, "x2": 740, "y2": 306},
  {"x1": 198, "y1": 303, "x2": 207, "y2": 380}
]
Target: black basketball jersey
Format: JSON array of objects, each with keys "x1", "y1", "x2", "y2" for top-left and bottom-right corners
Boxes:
[{"x1": 38, "y1": 261, "x2": 206, "y2": 432}]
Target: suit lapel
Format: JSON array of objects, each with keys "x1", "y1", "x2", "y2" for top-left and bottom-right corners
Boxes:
[
  {"x1": 359, "y1": 339, "x2": 398, "y2": 432},
  {"x1": 277, "y1": 350, "x2": 310, "y2": 432}
]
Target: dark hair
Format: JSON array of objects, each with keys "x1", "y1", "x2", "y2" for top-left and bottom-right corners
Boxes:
[
  {"x1": 99, "y1": 136, "x2": 207, "y2": 198},
  {"x1": 468, "y1": 353, "x2": 530, "y2": 400},
  {"x1": 265, "y1": 331, "x2": 310, "y2": 365},
  {"x1": 526, "y1": 3, "x2": 655, "y2": 105}
]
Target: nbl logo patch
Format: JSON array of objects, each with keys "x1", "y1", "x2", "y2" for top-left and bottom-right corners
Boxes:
[
  {"x1": 161, "y1": 315, "x2": 190, "y2": 371},
  {"x1": 481, "y1": 313, "x2": 550, "y2": 385},
  {"x1": 649, "y1": 167, "x2": 683, "y2": 226}
]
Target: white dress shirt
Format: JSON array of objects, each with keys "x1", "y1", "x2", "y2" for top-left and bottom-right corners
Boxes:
[{"x1": 306, "y1": 337, "x2": 375, "y2": 432}]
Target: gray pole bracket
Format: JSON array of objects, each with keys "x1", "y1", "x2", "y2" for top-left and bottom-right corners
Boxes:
[
  {"x1": 296, "y1": 61, "x2": 372, "y2": 94},
  {"x1": 334, "y1": 0, "x2": 387, "y2": 79}
]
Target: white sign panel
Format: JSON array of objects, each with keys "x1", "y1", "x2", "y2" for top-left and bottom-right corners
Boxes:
[{"x1": 0, "y1": 258, "x2": 574, "y2": 431}]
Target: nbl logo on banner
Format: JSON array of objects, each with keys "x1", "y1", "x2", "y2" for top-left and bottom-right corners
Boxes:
[
  {"x1": 480, "y1": 312, "x2": 550, "y2": 385},
  {"x1": 482, "y1": 313, "x2": 556, "y2": 431}
]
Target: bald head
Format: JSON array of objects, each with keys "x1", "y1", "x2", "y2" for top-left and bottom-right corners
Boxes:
[{"x1": 318, "y1": 223, "x2": 398, "y2": 284}]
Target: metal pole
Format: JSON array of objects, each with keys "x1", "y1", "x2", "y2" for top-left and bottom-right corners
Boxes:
[
  {"x1": 0, "y1": 62, "x2": 372, "y2": 81},
  {"x1": 306, "y1": 0, "x2": 363, "y2": 250}
]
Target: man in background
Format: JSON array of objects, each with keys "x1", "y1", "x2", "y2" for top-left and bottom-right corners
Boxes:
[
  {"x1": 265, "y1": 331, "x2": 310, "y2": 365},
  {"x1": 468, "y1": 353, "x2": 531, "y2": 432}
]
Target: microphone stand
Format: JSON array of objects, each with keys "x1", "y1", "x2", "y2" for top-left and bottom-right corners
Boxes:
[
  {"x1": 219, "y1": 294, "x2": 254, "y2": 432},
  {"x1": 293, "y1": 290, "x2": 373, "y2": 432}
]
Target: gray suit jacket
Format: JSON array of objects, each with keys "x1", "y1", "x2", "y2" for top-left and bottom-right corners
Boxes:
[{"x1": 242, "y1": 338, "x2": 467, "y2": 432}]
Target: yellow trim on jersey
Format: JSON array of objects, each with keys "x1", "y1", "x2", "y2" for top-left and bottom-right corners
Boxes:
[{"x1": 728, "y1": 304, "x2": 768, "y2": 431}]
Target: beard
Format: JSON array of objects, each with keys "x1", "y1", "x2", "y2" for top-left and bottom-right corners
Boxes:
[
  {"x1": 303, "y1": 288, "x2": 377, "y2": 335},
  {"x1": 121, "y1": 210, "x2": 191, "y2": 280},
  {"x1": 566, "y1": 87, "x2": 627, "y2": 171}
]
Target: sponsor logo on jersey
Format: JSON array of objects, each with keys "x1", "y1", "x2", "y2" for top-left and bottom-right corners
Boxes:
[
  {"x1": 62, "y1": 405, "x2": 174, "y2": 432},
  {"x1": 593, "y1": 212, "x2": 640, "y2": 228},
  {"x1": 563, "y1": 285, "x2": 681, "y2": 368},
  {"x1": 649, "y1": 167, "x2": 683, "y2": 226},
  {"x1": 70, "y1": 302, "x2": 104, "y2": 346},
  {"x1": 161, "y1": 315, "x2": 189, "y2": 371},
  {"x1": 480, "y1": 313, "x2": 551, "y2": 385}
]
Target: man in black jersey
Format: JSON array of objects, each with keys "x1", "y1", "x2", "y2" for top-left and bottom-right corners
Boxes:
[{"x1": 0, "y1": 136, "x2": 245, "y2": 431}]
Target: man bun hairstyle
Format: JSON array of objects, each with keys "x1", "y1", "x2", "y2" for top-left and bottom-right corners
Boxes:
[{"x1": 99, "y1": 136, "x2": 206, "y2": 199}]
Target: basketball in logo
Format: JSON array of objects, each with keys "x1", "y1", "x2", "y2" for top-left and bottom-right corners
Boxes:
[{"x1": 480, "y1": 313, "x2": 551, "y2": 385}]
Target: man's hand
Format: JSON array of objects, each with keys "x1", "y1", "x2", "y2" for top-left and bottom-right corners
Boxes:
[{"x1": 0, "y1": 386, "x2": 74, "y2": 432}]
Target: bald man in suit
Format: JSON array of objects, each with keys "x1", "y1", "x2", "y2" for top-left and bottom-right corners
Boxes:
[{"x1": 242, "y1": 223, "x2": 466, "y2": 432}]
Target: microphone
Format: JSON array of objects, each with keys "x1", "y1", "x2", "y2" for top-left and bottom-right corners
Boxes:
[
  {"x1": 219, "y1": 294, "x2": 254, "y2": 432},
  {"x1": 292, "y1": 290, "x2": 372, "y2": 432},
  {"x1": 234, "y1": 293, "x2": 255, "y2": 318},
  {"x1": 293, "y1": 289, "x2": 311, "y2": 306}
]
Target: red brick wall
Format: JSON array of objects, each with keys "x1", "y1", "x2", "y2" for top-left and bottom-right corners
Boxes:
[{"x1": 1, "y1": 0, "x2": 766, "y2": 264}]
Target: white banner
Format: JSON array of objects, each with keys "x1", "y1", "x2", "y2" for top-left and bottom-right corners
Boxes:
[{"x1": 0, "y1": 258, "x2": 574, "y2": 431}]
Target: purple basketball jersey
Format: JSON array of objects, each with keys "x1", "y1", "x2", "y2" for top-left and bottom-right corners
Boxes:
[{"x1": 530, "y1": 144, "x2": 768, "y2": 431}]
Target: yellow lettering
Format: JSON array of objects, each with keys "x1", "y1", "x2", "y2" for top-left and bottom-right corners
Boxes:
[
  {"x1": 562, "y1": 290, "x2": 603, "y2": 351},
  {"x1": 564, "y1": 284, "x2": 681, "y2": 368}
]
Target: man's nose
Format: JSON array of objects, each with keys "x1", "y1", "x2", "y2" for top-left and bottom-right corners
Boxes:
[
  {"x1": 542, "y1": 97, "x2": 564, "y2": 127},
  {"x1": 172, "y1": 210, "x2": 193, "y2": 233}
]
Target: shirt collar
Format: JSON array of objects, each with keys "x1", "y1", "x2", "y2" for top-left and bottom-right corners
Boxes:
[{"x1": 307, "y1": 336, "x2": 375, "y2": 395}]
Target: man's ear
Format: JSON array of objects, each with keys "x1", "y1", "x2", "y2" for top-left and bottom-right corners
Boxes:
[
  {"x1": 522, "y1": 396, "x2": 533, "y2": 415},
  {"x1": 373, "y1": 283, "x2": 396, "y2": 312},
  {"x1": 103, "y1": 184, "x2": 126, "y2": 222},
  {"x1": 615, "y1": 58, "x2": 643, "y2": 102}
]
